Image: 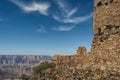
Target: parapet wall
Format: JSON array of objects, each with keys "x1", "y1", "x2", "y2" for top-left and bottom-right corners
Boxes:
[
  {"x1": 54, "y1": 47, "x2": 90, "y2": 69},
  {"x1": 54, "y1": 47, "x2": 120, "y2": 69}
]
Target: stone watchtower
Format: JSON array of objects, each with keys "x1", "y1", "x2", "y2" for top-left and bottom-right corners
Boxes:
[{"x1": 91, "y1": 0, "x2": 120, "y2": 54}]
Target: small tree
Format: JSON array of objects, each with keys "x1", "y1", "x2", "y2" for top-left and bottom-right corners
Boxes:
[{"x1": 33, "y1": 62, "x2": 55, "y2": 76}]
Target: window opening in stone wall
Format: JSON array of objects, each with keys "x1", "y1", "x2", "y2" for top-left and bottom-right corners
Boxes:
[
  {"x1": 100, "y1": 37, "x2": 104, "y2": 42},
  {"x1": 98, "y1": 28, "x2": 101, "y2": 35},
  {"x1": 105, "y1": 2, "x2": 108, "y2": 6},
  {"x1": 97, "y1": 1, "x2": 103, "y2": 7},
  {"x1": 110, "y1": 0, "x2": 113, "y2": 3},
  {"x1": 105, "y1": 25, "x2": 112, "y2": 31},
  {"x1": 115, "y1": 26, "x2": 120, "y2": 30}
]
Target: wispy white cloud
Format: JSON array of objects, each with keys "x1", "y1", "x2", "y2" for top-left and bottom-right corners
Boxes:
[
  {"x1": 52, "y1": 25, "x2": 76, "y2": 31},
  {"x1": 52, "y1": 15, "x2": 62, "y2": 22},
  {"x1": 10, "y1": 0, "x2": 50, "y2": 15},
  {"x1": 53, "y1": 12, "x2": 93, "y2": 24},
  {"x1": 10, "y1": 0, "x2": 93, "y2": 32},
  {"x1": 55, "y1": 0, "x2": 78, "y2": 17},
  {"x1": 36, "y1": 25, "x2": 47, "y2": 32},
  {"x1": 63, "y1": 13, "x2": 93, "y2": 23},
  {"x1": 67, "y1": 7, "x2": 78, "y2": 17},
  {"x1": 52, "y1": 0, "x2": 93, "y2": 24},
  {"x1": 57, "y1": 0, "x2": 69, "y2": 14}
]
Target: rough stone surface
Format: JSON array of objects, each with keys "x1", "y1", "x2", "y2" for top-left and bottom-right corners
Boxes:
[
  {"x1": 92, "y1": 0, "x2": 120, "y2": 54},
  {"x1": 38, "y1": 68, "x2": 120, "y2": 80},
  {"x1": 76, "y1": 46, "x2": 87, "y2": 55}
]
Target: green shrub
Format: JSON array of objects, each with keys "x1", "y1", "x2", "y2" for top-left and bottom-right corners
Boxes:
[{"x1": 33, "y1": 62, "x2": 55, "y2": 76}]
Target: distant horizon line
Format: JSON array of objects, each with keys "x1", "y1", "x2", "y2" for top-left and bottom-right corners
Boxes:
[
  {"x1": 0, "y1": 52, "x2": 75, "y2": 56},
  {"x1": 0, "y1": 54, "x2": 53, "y2": 56}
]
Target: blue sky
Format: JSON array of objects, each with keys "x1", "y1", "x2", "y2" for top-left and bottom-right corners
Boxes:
[{"x1": 0, "y1": 0, "x2": 93, "y2": 55}]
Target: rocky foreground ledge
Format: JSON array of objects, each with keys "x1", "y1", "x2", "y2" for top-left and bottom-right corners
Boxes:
[{"x1": 39, "y1": 67, "x2": 120, "y2": 80}]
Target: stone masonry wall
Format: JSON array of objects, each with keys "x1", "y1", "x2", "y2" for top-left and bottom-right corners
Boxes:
[
  {"x1": 54, "y1": 47, "x2": 89, "y2": 68},
  {"x1": 91, "y1": 0, "x2": 120, "y2": 54}
]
